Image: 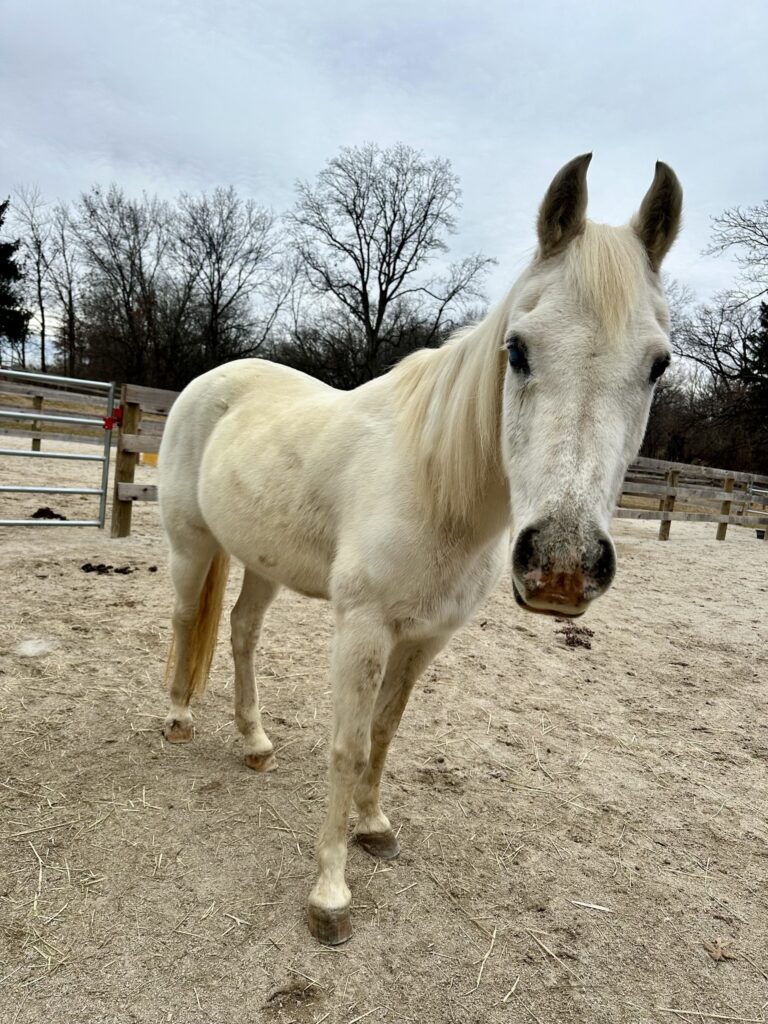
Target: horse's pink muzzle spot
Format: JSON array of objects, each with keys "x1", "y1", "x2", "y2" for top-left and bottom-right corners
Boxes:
[{"x1": 511, "y1": 522, "x2": 616, "y2": 617}]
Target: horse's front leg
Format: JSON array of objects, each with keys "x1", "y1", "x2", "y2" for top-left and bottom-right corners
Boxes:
[
  {"x1": 308, "y1": 608, "x2": 392, "y2": 945},
  {"x1": 353, "y1": 635, "x2": 448, "y2": 859}
]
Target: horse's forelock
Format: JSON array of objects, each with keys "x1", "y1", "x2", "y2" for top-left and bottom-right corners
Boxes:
[{"x1": 562, "y1": 222, "x2": 650, "y2": 338}]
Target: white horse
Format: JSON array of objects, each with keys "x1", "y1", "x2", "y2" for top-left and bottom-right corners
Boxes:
[{"x1": 157, "y1": 154, "x2": 682, "y2": 944}]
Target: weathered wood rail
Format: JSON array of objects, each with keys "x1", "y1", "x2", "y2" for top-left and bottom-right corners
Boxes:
[
  {"x1": 618, "y1": 455, "x2": 768, "y2": 540},
  {"x1": 110, "y1": 384, "x2": 176, "y2": 538},
  {"x1": 109, "y1": 382, "x2": 768, "y2": 542}
]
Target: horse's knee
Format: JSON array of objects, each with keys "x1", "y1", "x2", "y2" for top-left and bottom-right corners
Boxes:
[
  {"x1": 370, "y1": 717, "x2": 395, "y2": 747},
  {"x1": 330, "y1": 741, "x2": 369, "y2": 779}
]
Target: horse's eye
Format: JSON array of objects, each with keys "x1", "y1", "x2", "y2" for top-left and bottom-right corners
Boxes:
[
  {"x1": 650, "y1": 355, "x2": 671, "y2": 384},
  {"x1": 507, "y1": 334, "x2": 530, "y2": 375}
]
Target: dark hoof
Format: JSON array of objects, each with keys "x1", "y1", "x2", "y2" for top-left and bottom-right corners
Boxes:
[
  {"x1": 307, "y1": 904, "x2": 352, "y2": 946},
  {"x1": 163, "y1": 720, "x2": 194, "y2": 743},
  {"x1": 355, "y1": 830, "x2": 401, "y2": 860},
  {"x1": 244, "y1": 751, "x2": 277, "y2": 772}
]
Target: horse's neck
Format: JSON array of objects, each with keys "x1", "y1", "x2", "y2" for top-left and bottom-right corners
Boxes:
[{"x1": 394, "y1": 321, "x2": 511, "y2": 542}]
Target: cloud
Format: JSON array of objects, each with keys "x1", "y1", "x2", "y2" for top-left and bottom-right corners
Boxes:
[{"x1": 1, "y1": 0, "x2": 766, "y2": 300}]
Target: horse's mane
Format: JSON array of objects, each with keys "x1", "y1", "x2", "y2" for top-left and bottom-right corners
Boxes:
[
  {"x1": 393, "y1": 221, "x2": 648, "y2": 524},
  {"x1": 393, "y1": 295, "x2": 511, "y2": 526}
]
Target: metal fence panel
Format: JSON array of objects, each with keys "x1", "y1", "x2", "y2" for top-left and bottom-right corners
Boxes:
[{"x1": 0, "y1": 369, "x2": 116, "y2": 528}]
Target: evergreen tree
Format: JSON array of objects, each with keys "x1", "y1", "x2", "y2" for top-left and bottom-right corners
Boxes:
[{"x1": 0, "y1": 198, "x2": 30, "y2": 358}]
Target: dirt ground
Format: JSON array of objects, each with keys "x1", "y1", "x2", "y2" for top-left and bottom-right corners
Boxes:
[{"x1": 1, "y1": 439, "x2": 767, "y2": 1024}]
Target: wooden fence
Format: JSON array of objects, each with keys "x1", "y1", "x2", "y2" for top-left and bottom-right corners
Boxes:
[
  {"x1": 109, "y1": 382, "x2": 768, "y2": 542},
  {"x1": 618, "y1": 456, "x2": 768, "y2": 541},
  {"x1": 110, "y1": 384, "x2": 177, "y2": 538}
]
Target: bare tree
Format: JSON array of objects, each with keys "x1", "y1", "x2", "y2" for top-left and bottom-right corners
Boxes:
[
  {"x1": 705, "y1": 200, "x2": 768, "y2": 303},
  {"x1": 73, "y1": 185, "x2": 173, "y2": 381},
  {"x1": 12, "y1": 185, "x2": 52, "y2": 371},
  {"x1": 642, "y1": 198, "x2": 768, "y2": 472},
  {"x1": 665, "y1": 292, "x2": 768, "y2": 469},
  {"x1": 174, "y1": 187, "x2": 282, "y2": 363},
  {"x1": 675, "y1": 292, "x2": 766, "y2": 388},
  {"x1": 46, "y1": 203, "x2": 83, "y2": 375},
  {"x1": 286, "y1": 143, "x2": 493, "y2": 384}
]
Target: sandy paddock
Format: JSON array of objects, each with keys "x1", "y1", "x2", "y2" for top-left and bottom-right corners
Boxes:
[{"x1": 1, "y1": 438, "x2": 767, "y2": 1023}]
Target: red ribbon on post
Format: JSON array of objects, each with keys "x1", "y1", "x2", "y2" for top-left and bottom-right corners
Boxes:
[{"x1": 103, "y1": 406, "x2": 123, "y2": 430}]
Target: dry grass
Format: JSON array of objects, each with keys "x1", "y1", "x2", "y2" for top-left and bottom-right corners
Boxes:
[{"x1": 1, "y1": 441, "x2": 767, "y2": 1023}]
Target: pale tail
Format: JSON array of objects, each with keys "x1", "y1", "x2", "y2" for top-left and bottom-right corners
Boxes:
[{"x1": 165, "y1": 551, "x2": 231, "y2": 699}]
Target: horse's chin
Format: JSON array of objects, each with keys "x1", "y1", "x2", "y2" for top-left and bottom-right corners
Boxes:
[{"x1": 511, "y1": 580, "x2": 588, "y2": 618}]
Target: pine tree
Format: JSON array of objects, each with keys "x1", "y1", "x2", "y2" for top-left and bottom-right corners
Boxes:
[{"x1": 0, "y1": 198, "x2": 30, "y2": 360}]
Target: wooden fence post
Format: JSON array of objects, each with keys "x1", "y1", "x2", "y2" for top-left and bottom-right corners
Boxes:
[
  {"x1": 31, "y1": 394, "x2": 43, "y2": 451},
  {"x1": 716, "y1": 476, "x2": 734, "y2": 541},
  {"x1": 658, "y1": 469, "x2": 679, "y2": 541},
  {"x1": 110, "y1": 385, "x2": 142, "y2": 538}
]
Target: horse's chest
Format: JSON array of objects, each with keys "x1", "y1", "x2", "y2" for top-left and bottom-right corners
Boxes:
[{"x1": 388, "y1": 541, "x2": 505, "y2": 638}]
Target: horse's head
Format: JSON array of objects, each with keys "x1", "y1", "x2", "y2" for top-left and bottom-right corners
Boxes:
[{"x1": 505, "y1": 154, "x2": 682, "y2": 616}]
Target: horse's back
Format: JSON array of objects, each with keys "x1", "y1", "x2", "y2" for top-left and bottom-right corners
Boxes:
[{"x1": 159, "y1": 359, "x2": 335, "y2": 533}]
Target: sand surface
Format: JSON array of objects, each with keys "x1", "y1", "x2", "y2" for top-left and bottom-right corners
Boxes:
[{"x1": 1, "y1": 438, "x2": 767, "y2": 1023}]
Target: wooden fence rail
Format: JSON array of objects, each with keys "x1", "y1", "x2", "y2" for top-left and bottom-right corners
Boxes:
[
  {"x1": 108, "y1": 381, "x2": 768, "y2": 542},
  {"x1": 10, "y1": 370, "x2": 761, "y2": 540}
]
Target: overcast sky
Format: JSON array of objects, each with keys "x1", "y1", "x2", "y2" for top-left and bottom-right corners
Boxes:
[{"x1": 2, "y1": 0, "x2": 766, "y2": 303}]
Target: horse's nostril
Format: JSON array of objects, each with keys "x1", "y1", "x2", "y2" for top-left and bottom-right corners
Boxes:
[
  {"x1": 594, "y1": 536, "x2": 616, "y2": 583},
  {"x1": 513, "y1": 527, "x2": 540, "y2": 572}
]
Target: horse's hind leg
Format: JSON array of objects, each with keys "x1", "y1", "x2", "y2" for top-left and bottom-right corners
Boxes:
[
  {"x1": 230, "y1": 570, "x2": 279, "y2": 771},
  {"x1": 353, "y1": 634, "x2": 448, "y2": 859},
  {"x1": 163, "y1": 531, "x2": 221, "y2": 743}
]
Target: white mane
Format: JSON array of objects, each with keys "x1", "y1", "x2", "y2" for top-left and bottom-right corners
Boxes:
[{"x1": 393, "y1": 296, "x2": 511, "y2": 525}]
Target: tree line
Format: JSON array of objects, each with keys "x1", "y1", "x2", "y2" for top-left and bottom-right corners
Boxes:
[
  {"x1": 0, "y1": 143, "x2": 490, "y2": 391},
  {"x1": 651, "y1": 206, "x2": 768, "y2": 473},
  {"x1": 1, "y1": 143, "x2": 766, "y2": 472}
]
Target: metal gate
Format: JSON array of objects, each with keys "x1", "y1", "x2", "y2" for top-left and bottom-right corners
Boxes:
[{"x1": 0, "y1": 368, "x2": 116, "y2": 528}]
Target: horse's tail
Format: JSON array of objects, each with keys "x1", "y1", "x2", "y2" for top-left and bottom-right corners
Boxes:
[{"x1": 165, "y1": 550, "x2": 231, "y2": 699}]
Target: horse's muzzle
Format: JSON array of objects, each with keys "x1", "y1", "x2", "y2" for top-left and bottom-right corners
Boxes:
[{"x1": 510, "y1": 521, "x2": 616, "y2": 616}]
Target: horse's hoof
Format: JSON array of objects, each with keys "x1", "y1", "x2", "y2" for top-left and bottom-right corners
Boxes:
[
  {"x1": 244, "y1": 751, "x2": 277, "y2": 772},
  {"x1": 307, "y1": 904, "x2": 352, "y2": 946},
  {"x1": 354, "y1": 830, "x2": 401, "y2": 860},
  {"x1": 163, "y1": 720, "x2": 194, "y2": 743}
]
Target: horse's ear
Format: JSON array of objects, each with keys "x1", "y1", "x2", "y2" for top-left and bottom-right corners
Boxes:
[
  {"x1": 632, "y1": 161, "x2": 683, "y2": 272},
  {"x1": 537, "y1": 153, "x2": 592, "y2": 259}
]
